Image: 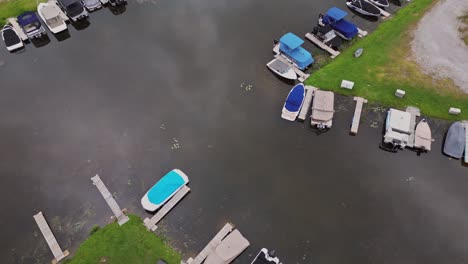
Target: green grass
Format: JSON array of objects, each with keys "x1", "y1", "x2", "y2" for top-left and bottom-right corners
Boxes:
[
  {"x1": 0, "y1": 0, "x2": 45, "y2": 26},
  {"x1": 305, "y1": 0, "x2": 468, "y2": 120},
  {"x1": 64, "y1": 215, "x2": 181, "y2": 264}
]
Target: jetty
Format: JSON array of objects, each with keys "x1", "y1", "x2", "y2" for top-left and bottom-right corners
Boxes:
[
  {"x1": 6, "y1": 18, "x2": 28, "y2": 41},
  {"x1": 298, "y1": 86, "x2": 318, "y2": 121},
  {"x1": 464, "y1": 121, "x2": 468, "y2": 164},
  {"x1": 33, "y1": 212, "x2": 69, "y2": 263},
  {"x1": 186, "y1": 223, "x2": 235, "y2": 264},
  {"x1": 304, "y1": 33, "x2": 340, "y2": 58},
  {"x1": 350, "y1": 97, "x2": 368, "y2": 135},
  {"x1": 143, "y1": 185, "x2": 190, "y2": 231},
  {"x1": 91, "y1": 175, "x2": 129, "y2": 226},
  {"x1": 48, "y1": 0, "x2": 69, "y2": 22},
  {"x1": 274, "y1": 54, "x2": 310, "y2": 82},
  {"x1": 405, "y1": 106, "x2": 421, "y2": 148}
]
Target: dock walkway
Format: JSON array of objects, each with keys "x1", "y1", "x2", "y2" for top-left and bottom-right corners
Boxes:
[
  {"x1": 350, "y1": 97, "x2": 368, "y2": 135},
  {"x1": 274, "y1": 54, "x2": 310, "y2": 82},
  {"x1": 186, "y1": 223, "x2": 234, "y2": 264},
  {"x1": 406, "y1": 106, "x2": 421, "y2": 148},
  {"x1": 143, "y1": 185, "x2": 190, "y2": 231},
  {"x1": 298, "y1": 86, "x2": 318, "y2": 121},
  {"x1": 6, "y1": 18, "x2": 28, "y2": 41},
  {"x1": 304, "y1": 33, "x2": 340, "y2": 58},
  {"x1": 91, "y1": 175, "x2": 129, "y2": 226},
  {"x1": 33, "y1": 212, "x2": 69, "y2": 263}
]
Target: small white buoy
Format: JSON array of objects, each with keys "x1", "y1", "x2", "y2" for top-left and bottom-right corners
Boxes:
[
  {"x1": 448, "y1": 107, "x2": 461, "y2": 115},
  {"x1": 395, "y1": 89, "x2": 406, "y2": 98},
  {"x1": 341, "y1": 80, "x2": 354, "y2": 89}
]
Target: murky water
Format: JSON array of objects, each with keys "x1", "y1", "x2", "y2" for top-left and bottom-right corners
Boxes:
[{"x1": 0, "y1": 1, "x2": 466, "y2": 263}]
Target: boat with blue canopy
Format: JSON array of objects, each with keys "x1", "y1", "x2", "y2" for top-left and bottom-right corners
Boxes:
[
  {"x1": 141, "y1": 169, "x2": 189, "y2": 212},
  {"x1": 17, "y1": 11, "x2": 46, "y2": 39},
  {"x1": 274, "y1": 33, "x2": 314, "y2": 70},
  {"x1": 320, "y1": 7, "x2": 358, "y2": 40},
  {"x1": 281, "y1": 83, "x2": 305, "y2": 121}
]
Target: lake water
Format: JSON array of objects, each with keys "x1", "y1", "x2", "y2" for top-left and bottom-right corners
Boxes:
[{"x1": 0, "y1": 1, "x2": 466, "y2": 263}]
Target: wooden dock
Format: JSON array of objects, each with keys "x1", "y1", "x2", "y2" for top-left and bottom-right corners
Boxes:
[
  {"x1": 91, "y1": 175, "x2": 129, "y2": 226},
  {"x1": 357, "y1": 28, "x2": 368, "y2": 38},
  {"x1": 304, "y1": 33, "x2": 340, "y2": 58},
  {"x1": 405, "y1": 106, "x2": 421, "y2": 148},
  {"x1": 6, "y1": 18, "x2": 28, "y2": 41},
  {"x1": 186, "y1": 223, "x2": 234, "y2": 264},
  {"x1": 464, "y1": 121, "x2": 468, "y2": 164},
  {"x1": 143, "y1": 185, "x2": 190, "y2": 231},
  {"x1": 274, "y1": 54, "x2": 310, "y2": 82},
  {"x1": 33, "y1": 212, "x2": 69, "y2": 264},
  {"x1": 350, "y1": 97, "x2": 368, "y2": 135},
  {"x1": 298, "y1": 86, "x2": 318, "y2": 121}
]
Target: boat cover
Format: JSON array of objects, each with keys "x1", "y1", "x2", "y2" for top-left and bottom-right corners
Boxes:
[
  {"x1": 147, "y1": 170, "x2": 186, "y2": 204},
  {"x1": 279, "y1": 32, "x2": 304, "y2": 50},
  {"x1": 2, "y1": 26, "x2": 21, "y2": 46},
  {"x1": 205, "y1": 230, "x2": 250, "y2": 264},
  {"x1": 18, "y1": 12, "x2": 40, "y2": 26},
  {"x1": 443, "y1": 122, "x2": 466, "y2": 159},
  {"x1": 326, "y1": 7, "x2": 348, "y2": 20},
  {"x1": 279, "y1": 33, "x2": 314, "y2": 70},
  {"x1": 285, "y1": 84, "x2": 305, "y2": 112},
  {"x1": 386, "y1": 109, "x2": 411, "y2": 134},
  {"x1": 414, "y1": 120, "x2": 432, "y2": 151},
  {"x1": 322, "y1": 15, "x2": 358, "y2": 39},
  {"x1": 311, "y1": 90, "x2": 334, "y2": 122}
]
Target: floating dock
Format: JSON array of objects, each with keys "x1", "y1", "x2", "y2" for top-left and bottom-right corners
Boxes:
[
  {"x1": 48, "y1": 0, "x2": 69, "y2": 22},
  {"x1": 405, "y1": 106, "x2": 421, "y2": 148},
  {"x1": 464, "y1": 121, "x2": 468, "y2": 164},
  {"x1": 33, "y1": 212, "x2": 69, "y2": 264},
  {"x1": 91, "y1": 175, "x2": 129, "y2": 226},
  {"x1": 186, "y1": 223, "x2": 235, "y2": 264},
  {"x1": 143, "y1": 185, "x2": 190, "y2": 231},
  {"x1": 304, "y1": 33, "x2": 340, "y2": 58},
  {"x1": 298, "y1": 86, "x2": 318, "y2": 121},
  {"x1": 6, "y1": 18, "x2": 28, "y2": 41},
  {"x1": 350, "y1": 97, "x2": 368, "y2": 135}
]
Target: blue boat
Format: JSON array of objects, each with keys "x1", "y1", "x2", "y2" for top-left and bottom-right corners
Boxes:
[
  {"x1": 17, "y1": 11, "x2": 46, "y2": 39},
  {"x1": 276, "y1": 33, "x2": 314, "y2": 70},
  {"x1": 281, "y1": 83, "x2": 305, "y2": 121},
  {"x1": 321, "y1": 7, "x2": 358, "y2": 40},
  {"x1": 141, "y1": 169, "x2": 189, "y2": 211}
]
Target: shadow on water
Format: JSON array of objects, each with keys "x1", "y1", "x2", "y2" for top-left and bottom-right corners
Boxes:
[
  {"x1": 31, "y1": 34, "x2": 51, "y2": 48},
  {"x1": 54, "y1": 29, "x2": 71, "y2": 42},
  {"x1": 71, "y1": 19, "x2": 91, "y2": 31},
  {"x1": 108, "y1": 6, "x2": 127, "y2": 16},
  {"x1": 349, "y1": 9, "x2": 380, "y2": 22}
]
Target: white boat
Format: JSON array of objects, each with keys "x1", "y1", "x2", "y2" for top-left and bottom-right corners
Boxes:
[
  {"x1": 266, "y1": 59, "x2": 297, "y2": 80},
  {"x1": 281, "y1": 83, "x2": 305, "y2": 121},
  {"x1": 310, "y1": 90, "x2": 335, "y2": 129},
  {"x1": 141, "y1": 169, "x2": 189, "y2": 212},
  {"x1": 37, "y1": 3, "x2": 68, "y2": 34},
  {"x1": 414, "y1": 119, "x2": 432, "y2": 151},
  {"x1": 205, "y1": 229, "x2": 250, "y2": 264},
  {"x1": 251, "y1": 248, "x2": 280, "y2": 264},
  {"x1": 1, "y1": 25, "x2": 24, "y2": 52},
  {"x1": 381, "y1": 108, "x2": 411, "y2": 152},
  {"x1": 368, "y1": 0, "x2": 389, "y2": 8},
  {"x1": 346, "y1": 0, "x2": 381, "y2": 17}
]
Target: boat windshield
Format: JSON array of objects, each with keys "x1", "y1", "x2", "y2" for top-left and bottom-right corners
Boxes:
[
  {"x1": 23, "y1": 22, "x2": 41, "y2": 33},
  {"x1": 66, "y1": 2, "x2": 84, "y2": 17}
]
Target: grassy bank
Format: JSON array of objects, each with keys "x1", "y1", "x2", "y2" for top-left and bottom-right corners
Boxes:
[
  {"x1": 305, "y1": 0, "x2": 468, "y2": 120},
  {"x1": 0, "y1": 0, "x2": 44, "y2": 26},
  {"x1": 64, "y1": 215, "x2": 181, "y2": 264}
]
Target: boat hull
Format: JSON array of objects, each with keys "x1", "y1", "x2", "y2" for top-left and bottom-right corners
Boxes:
[
  {"x1": 266, "y1": 59, "x2": 297, "y2": 80},
  {"x1": 281, "y1": 84, "x2": 305, "y2": 121},
  {"x1": 414, "y1": 119, "x2": 432, "y2": 151},
  {"x1": 37, "y1": 3, "x2": 68, "y2": 34}
]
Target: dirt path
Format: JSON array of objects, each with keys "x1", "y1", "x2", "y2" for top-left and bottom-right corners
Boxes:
[{"x1": 411, "y1": 0, "x2": 468, "y2": 93}]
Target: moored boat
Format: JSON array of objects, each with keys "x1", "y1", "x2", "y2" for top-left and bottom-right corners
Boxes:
[
  {"x1": 443, "y1": 122, "x2": 466, "y2": 159},
  {"x1": 251, "y1": 248, "x2": 280, "y2": 264},
  {"x1": 17, "y1": 12, "x2": 46, "y2": 39},
  {"x1": 381, "y1": 108, "x2": 411, "y2": 152},
  {"x1": 281, "y1": 83, "x2": 305, "y2": 121},
  {"x1": 320, "y1": 7, "x2": 358, "y2": 40},
  {"x1": 204, "y1": 230, "x2": 250, "y2": 264},
  {"x1": 273, "y1": 32, "x2": 314, "y2": 70},
  {"x1": 346, "y1": 0, "x2": 381, "y2": 17},
  {"x1": 414, "y1": 119, "x2": 432, "y2": 152},
  {"x1": 310, "y1": 90, "x2": 335, "y2": 130},
  {"x1": 266, "y1": 59, "x2": 297, "y2": 80},
  {"x1": 1, "y1": 25, "x2": 24, "y2": 52},
  {"x1": 37, "y1": 2, "x2": 68, "y2": 34},
  {"x1": 141, "y1": 169, "x2": 189, "y2": 212},
  {"x1": 311, "y1": 23, "x2": 342, "y2": 50}
]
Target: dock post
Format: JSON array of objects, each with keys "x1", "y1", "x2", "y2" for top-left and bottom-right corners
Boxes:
[
  {"x1": 143, "y1": 185, "x2": 191, "y2": 231},
  {"x1": 350, "y1": 97, "x2": 368, "y2": 135},
  {"x1": 91, "y1": 175, "x2": 129, "y2": 226},
  {"x1": 33, "y1": 212, "x2": 69, "y2": 264}
]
